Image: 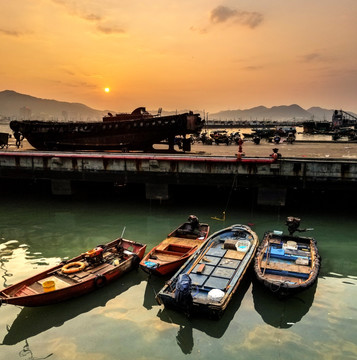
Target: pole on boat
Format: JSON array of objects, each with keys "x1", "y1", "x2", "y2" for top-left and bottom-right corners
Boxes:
[{"x1": 121, "y1": 226, "x2": 126, "y2": 239}]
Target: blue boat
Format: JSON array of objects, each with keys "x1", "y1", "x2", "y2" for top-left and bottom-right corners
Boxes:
[
  {"x1": 156, "y1": 224, "x2": 259, "y2": 319},
  {"x1": 253, "y1": 220, "x2": 321, "y2": 297}
]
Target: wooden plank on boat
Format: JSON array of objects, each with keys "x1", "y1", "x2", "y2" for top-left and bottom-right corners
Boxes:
[
  {"x1": 89, "y1": 263, "x2": 115, "y2": 275},
  {"x1": 153, "y1": 253, "x2": 179, "y2": 262},
  {"x1": 38, "y1": 276, "x2": 74, "y2": 290},
  {"x1": 157, "y1": 237, "x2": 202, "y2": 249},
  {"x1": 261, "y1": 260, "x2": 311, "y2": 274},
  {"x1": 225, "y1": 249, "x2": 246, "y2": 260},
  {"x1": 264, "y1": 273, "x2": 304, "y2": 284},
  {"x1": 154, "y1": 249, "x2": 188, "y2": 257},
  {"x1": 15, "y1": 285, "x2": 39, "y2": 296},
  {"x1": 196, "y1": 263, "x2": 205, "y2": 274}
]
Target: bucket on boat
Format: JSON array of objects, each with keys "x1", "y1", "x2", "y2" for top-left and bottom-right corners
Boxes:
[
  {"x1": 112, "y1": 258, "x2": 120, "y2": 266},
  {"x1": 42, "y1": 280, "x2": 55, "y2": 292},
  {"x1": 237, "y1": 240, "x2": 251, "y2": 252}
]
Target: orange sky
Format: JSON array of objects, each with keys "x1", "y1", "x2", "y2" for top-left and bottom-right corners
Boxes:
[{"x1": 1, "y1": 0, "x2": 357, "y2": 113}]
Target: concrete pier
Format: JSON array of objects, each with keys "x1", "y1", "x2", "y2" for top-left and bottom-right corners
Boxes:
[{"x1": 0, "y1": 146, "x2": 356, "y2": 203}]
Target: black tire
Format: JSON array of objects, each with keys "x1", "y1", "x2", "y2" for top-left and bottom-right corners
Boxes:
[
  {"x1": 94, "y1": 274, "x2": 107, "y2": 288},
  {"x1": 132, "y1": 254, "x2": 141, "y2": 268}
]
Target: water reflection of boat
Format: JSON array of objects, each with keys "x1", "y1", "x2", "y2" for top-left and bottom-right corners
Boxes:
[
  {"x1": 252, "y1": 279, "x2": 317, "y2": 329},
  {"x1": 10, "y1": 107, "x2": 204, "y2": 152},
  {"x1": 156, "y1": 224, "x2": 258, "y2": 319},
  {"x1": 2, "y1": 270, "x2": 144, "y2": 345},
  {"x1": 143, "y1": 274, "x2": 171, "y2": 310},
  {"x1": 0, "y1": 237, "x2": 146, "y2": 307},
  {"x1": 156, "y1": 274, "x2": 252, "y2": 353}
]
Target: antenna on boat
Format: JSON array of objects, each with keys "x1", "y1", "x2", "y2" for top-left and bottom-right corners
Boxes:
[{"x1": 121, "y1": 226, "x2": 126, "y2": 239}]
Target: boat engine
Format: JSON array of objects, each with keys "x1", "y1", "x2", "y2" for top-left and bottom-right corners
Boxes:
[
  {"x1": 286, "y1": 216, "x2": 302, "y2": 235},
  {"x1": 84, "y1": 246, "x2": 104, "y2": 265},
  {"x1": 175, "y1": 274, "x2": 193, "y2": 311}
]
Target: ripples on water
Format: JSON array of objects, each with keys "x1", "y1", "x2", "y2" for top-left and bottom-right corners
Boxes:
[{"x1": 0, "y1": 185, "x2": 356, "y2": 360}]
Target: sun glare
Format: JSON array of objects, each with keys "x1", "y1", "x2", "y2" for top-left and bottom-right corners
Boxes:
[{"x1": 104, "y1": 87, "x2": 110, "y2": 93}]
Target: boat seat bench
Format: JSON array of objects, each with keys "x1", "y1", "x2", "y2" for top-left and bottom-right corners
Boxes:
[
  {"x1": 154, "y1": 249, "x2": 191, "y2": 257},
  {"x1": 15, "y1": 285, "x2": 39, "y2": 296},
  {"x1": 261, "y1": 260, "x2": 311, "y2": 277}
]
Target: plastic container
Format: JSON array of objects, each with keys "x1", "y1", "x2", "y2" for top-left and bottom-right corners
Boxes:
[
  {"x1": 236, "y1": 240, "x2": 251, "y2": 252},
  {"x1": 42, "y1": 280, "x2": 55, "y2": 292},
  {"x1": 208, "y1": 289, "x2": 225, "y2": 302},
  {"x1": 112, "y1": 259, "x2": 120, "y2": 266}
]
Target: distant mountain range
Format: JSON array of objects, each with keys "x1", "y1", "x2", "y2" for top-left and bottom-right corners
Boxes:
[
  {"x1": 0, "y1": 90, "x2": 105, "y2": 121},
  {"x1": 210, "y1": 105, "x2": 333, "y2": 121},
  {"x1": 0, "y1": 89, "x2": 354, "y2": 122}
]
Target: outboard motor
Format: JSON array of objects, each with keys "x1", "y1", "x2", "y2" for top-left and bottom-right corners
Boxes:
[
  {"x1": 175, "y1": 274, "x2": 193, "y2": 312},
  {"x1": 187, "y1": 215, "x2": 199, "y2": 230},
  {"x1": 84, "y1": 246, "x2": 104, "y2": 265},
  {"x1": 285, "y1": 216, "x2": 304, "y2": 235}
]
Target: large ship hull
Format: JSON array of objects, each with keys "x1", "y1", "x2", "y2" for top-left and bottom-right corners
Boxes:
[{"x1": 10, "y1": 111, "x2": 203, "y2": 151}]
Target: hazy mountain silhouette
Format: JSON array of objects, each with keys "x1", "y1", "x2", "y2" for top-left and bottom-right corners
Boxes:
[
  {"x1": 0, "y1": 90, "x2": 106, "y2": 121},
  {"x1": 0, "y1": 89, "x2": 353, "y2": 122},
  {"x1": 210, "y1": 104, "x2": 338, "y2": 121}
]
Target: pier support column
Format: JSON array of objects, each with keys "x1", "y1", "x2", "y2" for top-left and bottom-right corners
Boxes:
[
  {"x1": 257, "y1": 187, "x2": 286, "y2": 206},
  {"x1": 51, "y1": 179, "x2": 73, "y2": 195},
  {"x1": 145, "y1": 183, "x2": 169, "y2": 200}
]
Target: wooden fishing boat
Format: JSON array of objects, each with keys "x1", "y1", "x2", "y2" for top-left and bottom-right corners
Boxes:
[
  {"x1": 140, "y1": 215, "x2": 209, "y2": 276},
  {"x1": 156, "y1": 224, "x2": 259, "y2": 319},
  {"x1": 9, "y1": 107, "x2": 204, "y2": 152},
  {"x1": 0, "y1": 237, "x2": 146, "y2": 307},
  {"x1": 253, "y1": 230, "x2": 321, "y2": 297}
]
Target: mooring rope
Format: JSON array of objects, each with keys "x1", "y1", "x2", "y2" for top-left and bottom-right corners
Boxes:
[{"x1": 211, "y1": 173, "x2": 237, "y2": 221}]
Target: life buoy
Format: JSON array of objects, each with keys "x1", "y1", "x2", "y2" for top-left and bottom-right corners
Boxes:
[
  {"x1": 61, "y1": 261, "x2": 86, "y2": 274},
  {"x1": 94, "y1": 274, "x2": 107, "y2": 288}
]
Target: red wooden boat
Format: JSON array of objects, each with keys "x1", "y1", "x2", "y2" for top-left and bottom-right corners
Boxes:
[
  {"x1": 0, "y1": 237, "x2": 146, "y2": 307},
  {"x1": 139, "y1": 215, "x2": 209, "y2": 276}
]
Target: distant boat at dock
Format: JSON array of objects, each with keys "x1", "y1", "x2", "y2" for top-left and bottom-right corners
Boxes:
[{"x1": 9, "y1": 107, "x2": 204, "y2": 152}]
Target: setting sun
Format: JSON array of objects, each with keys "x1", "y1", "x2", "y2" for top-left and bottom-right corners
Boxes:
[{"x1": 104, "y1": 88, "x2": 110, "y2": 93}]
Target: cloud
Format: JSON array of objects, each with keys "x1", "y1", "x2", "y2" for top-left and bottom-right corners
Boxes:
[
  {"x1": 210, "y1": 6, "x2": 263, "y2": 29},
  {"x1": 51, "y1": 0, "x2": 126, "y2": 35},
  {"x1": 189, "y1": 26, "x2": 208, "y2": 35},
  {"x1": 0, "y1": 28, "x2": 23, "y2": 37},
  {"x1": 299, "y1": 52, "x2": 323, "y2": 63},
  {"x1": 51, "y1": 0, "x2": 103, "y2": 22},
  {"x1": 243, "y1": 65, "x2": 264, "y2": 71},
  {"x1": 96, "y1": 25, "x2": 125, "y2": 35}
]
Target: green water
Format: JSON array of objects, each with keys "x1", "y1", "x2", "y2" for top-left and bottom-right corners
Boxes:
[{"x1": 0, "y1": 190, "x2": 356, "y2": 360}]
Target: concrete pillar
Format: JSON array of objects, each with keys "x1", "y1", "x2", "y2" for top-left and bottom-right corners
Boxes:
[
  {"x1": 51, "y1": 179, "x2": 73, "y2": 195},
  {"x1": 257, "y1": 187, "x2": 286, "y2": 206},
  {"x1": 145, "y1": 183, "x2": 169, "y2": 200}
]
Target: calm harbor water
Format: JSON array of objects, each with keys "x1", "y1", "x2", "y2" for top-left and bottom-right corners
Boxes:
[{"x1": 0, "y1": 189, "x2": 356, "y2": 360}]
